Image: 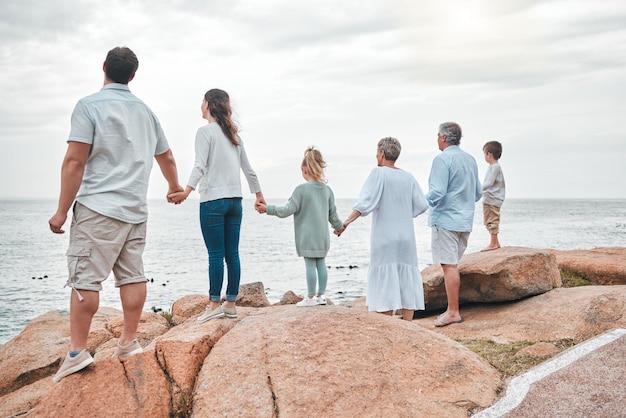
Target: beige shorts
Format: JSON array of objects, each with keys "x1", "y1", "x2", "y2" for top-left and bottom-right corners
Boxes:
[
  {"x1": 431, "y1": 226, "x2": 470, "y2": 265},
  {"x1": 66, "y1": 202, "x2": 147, "y2": 292},
  {"x1": 483, "y1": 204, "x2": 501, "y2": 234}
]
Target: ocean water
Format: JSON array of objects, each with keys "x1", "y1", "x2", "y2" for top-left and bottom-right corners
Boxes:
[{"x1": 1, "y1": 198, "x2": 625, "y2": 346}]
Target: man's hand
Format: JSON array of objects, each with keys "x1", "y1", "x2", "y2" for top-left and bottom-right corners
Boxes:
[
  {"x1": 167, "y1": 185, "x2": 185, "y2": 204},
  {"x1": 49, "y1": 211, "x2": 68, "y2": 234}
]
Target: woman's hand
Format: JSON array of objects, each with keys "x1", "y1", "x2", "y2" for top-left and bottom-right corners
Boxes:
[{"x1": 168, "y1": 186, "x2": 193, "y2": 204}]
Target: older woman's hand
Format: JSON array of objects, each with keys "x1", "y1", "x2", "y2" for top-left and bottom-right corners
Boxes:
[{"x1": 334, "y1": 225, "x2": 346, "y2": 237}]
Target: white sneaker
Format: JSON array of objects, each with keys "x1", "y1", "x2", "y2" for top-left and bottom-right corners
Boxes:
[
  {"x1": 296, "y1": 296, "x2": 319, "y2": 307},
  {"x1": 221, "y1": 304, "x2": 238, "y2": 318},
  {"x1": 53, "y1": 350, "x2": 94, "y2": 383},
  {"x1": 317, "y1": 294, "x2": 327, "y2": 305},
  {"x1": 113, "y1": 339, "x2": 143, "y2": 360},
  {"x1": 197, "y1": 305, "x2": 225, "y2": 323}
]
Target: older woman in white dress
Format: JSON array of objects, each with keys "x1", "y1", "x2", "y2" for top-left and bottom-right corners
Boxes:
[{"x1": 336, "y1": 137, "x2": 428, "y2": 320}]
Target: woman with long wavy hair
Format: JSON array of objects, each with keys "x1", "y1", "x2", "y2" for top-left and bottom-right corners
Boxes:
[{"x1": 170, "y1": 89, "x2": 265, "y2": 322}]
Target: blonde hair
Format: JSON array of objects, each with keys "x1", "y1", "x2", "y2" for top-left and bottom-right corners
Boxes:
[{"x1": 302, "y1": 147, "x2": 327, "y2": 183}]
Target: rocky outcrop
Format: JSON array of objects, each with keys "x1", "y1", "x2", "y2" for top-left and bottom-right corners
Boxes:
[
  {"x1": 192, "y1": 307, "x2": 500, "y2": 417},
  {"x1": 1, "y1": 248, "x2": 625, "y2": 417},
  {"x1": 548, "y1": 247, "x2": 626, "y2": 285},
  {"x1": 0, "y1": 307, "x2": 124, "y2": 397},
  {"x1": 1, "y1": 304, "x2": 502, "y2": 418},
  {"x1": 414, "y1": 286, "x2": 626, "y2": 344},
  {"x1": 423, "y1": 247, "x2": 562, "y2": 311},
  {"x1": 234, "y1": 280, "x2": 272, "y2": 307}
]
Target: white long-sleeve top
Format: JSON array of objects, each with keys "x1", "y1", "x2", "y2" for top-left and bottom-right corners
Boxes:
[
  {"x1": 187, "y1": 122, "x2": 261, "y2": 202},
  {"x1": 482, "y1": 162, "x2": 505, "y2": 207}
]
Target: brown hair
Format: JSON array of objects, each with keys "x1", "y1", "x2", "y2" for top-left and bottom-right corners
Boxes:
[
  {"x1": 302, "y1": 147, "x2": 327, "y2": 183},
  {"x1": 483, "y1": 141, "x2": 502, "y2": 159},
  {"x1": 104, "y1": 47, "x2": 138, "y2": 84},
  {"x1": 204, "y1": 89, "x2": 239, "y2": 146}
]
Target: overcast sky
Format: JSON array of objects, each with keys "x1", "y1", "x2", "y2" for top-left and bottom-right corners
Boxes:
[{"x1": 1, "y1": 0, "x2": 625, "y2": 200}]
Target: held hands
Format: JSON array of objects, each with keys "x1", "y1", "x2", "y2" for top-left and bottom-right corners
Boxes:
[
  {"x1": 168, "y1": 186, "x2": 191, "y2": 204},
  {"x1": 335, "y1": 210, "x2": 359, "y2": 237},
  {"x1": 254, "y1": 192, "x2": 267, "y2": 214}
]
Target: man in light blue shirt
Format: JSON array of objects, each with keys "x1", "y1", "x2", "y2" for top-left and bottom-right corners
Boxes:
[
  {"x1": 49, "y1": 47, "x2": 183, "y2": 382},
  {"x1": 426, "y1": 122, "x2": 481, "y2": 327}
]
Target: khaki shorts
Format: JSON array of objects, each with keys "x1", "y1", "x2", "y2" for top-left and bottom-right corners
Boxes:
[
  {"x1": 483, "y1": 203, "x2": 501, "y2": 234},
  {"x1": 431, "y1": 226, "x2": 470, "y2": 265},
  {"x1": 66, "y1": 202, "x2": 147, "y2": 292}
]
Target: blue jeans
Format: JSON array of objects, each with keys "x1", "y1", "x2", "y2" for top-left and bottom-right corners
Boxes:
[{"x1": 200, "y1": 198, "x2": 243, "y2": 303}]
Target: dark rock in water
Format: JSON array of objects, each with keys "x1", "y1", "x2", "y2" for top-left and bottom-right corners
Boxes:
[
  {"x1": 37, "y1": 277, "x2": 43, "y2": 280},
  {"x1": 162, "y1": 283, "x2": 166, "y2": 286},
  {"x1": 349, "y1": 265, "x2": 358, "y2": 269},
  {"x1": 32, "y1": 277, "x2": 36, "y2": 280},
  {"x1": 150, "y1": 278, "x2": 154, "y2": 283},
  {"x1": 151, "y1": 306, "x2": 163, "y2": 313},
  {"x1": 43, "y1": 275, "x2": 48, "y2": 278}
]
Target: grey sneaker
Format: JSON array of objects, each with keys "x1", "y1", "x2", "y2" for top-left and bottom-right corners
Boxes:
[
  {"x1": 317, "y1": 294, "x2": 327, "y2": 305},
  {"x1": 197, "y1": 305, "x2": 225, "y2": 323},
  {"x1": 113, "y1": 339, "x2": 143, "y2": 360},
  {"x1": 52, "y1": 350, "x2": 94, "y2": 383},
  {"x1": 222, "y1": 304, "x2": 238, "y2": 318}
]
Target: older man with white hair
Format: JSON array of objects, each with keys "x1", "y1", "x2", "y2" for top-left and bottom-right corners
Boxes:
[{"x1": 426, "y1": 122, "x2": 482, "y2": 327}]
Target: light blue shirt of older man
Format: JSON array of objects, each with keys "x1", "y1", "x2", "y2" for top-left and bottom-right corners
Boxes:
[{"x1": 426, "y1": 145, "x2": 482, "y2": 232}]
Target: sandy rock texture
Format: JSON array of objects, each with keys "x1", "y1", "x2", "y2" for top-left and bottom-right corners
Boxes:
[
  {"x1": 1, "y1": 249, "x2": 624, "y2": 417},
  {"x1": 423, "y1": 247, "x2": 562, "y2": 311},
  {"x1": 548, "y1": 247, "x2": 626, "y2": 285}
]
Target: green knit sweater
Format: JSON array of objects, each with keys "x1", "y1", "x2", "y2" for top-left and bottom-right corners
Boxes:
[{"x1": 266, "y1": 182, "x2": 343, "y2": 258}]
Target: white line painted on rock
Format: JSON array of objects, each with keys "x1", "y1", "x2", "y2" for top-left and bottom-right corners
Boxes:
[{"x1": 474, "y1": 328, "x2": 626, "y2": 418}]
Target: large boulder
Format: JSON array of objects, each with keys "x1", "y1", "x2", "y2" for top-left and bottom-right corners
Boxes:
[
  {"x1": 235, "y1": 281, "x2": 272, "y2": 307},
  {"x1": 28, "y1": 349, "x2": 171, "y2": 417},
  {"x1": 0, "y1": 307, "x2": 120, "y2": 397},
  {"x1": 192, "y1": 305, "x2": 501, "y2": 417},
  {"x1": 0, "y1": 375, "x2": 53, "y2": 417},
  {"x1": 152, "y1": 309, "x2": 247, "y2": 416},
  {"x1": 171, "y1": 294, "x2": 211, "y2": 322},
  {"x1": 415, "y1": 285, "x2": 626, "y2": 344},
  {"x1": 2, "y1": 247, "x2": 623, "y2": 417},
  {"x1": 2, "y1": 305, "x2": 502, "y2": 417},
  {"x1": 423, "y1": 247, "x2": 562, "y2": 311},
  {"x1": 548, "y1": 247, "x2": 626, "y2": 285},
  {"x1": 0, "y1": 307, "x2": 172, "y2": 416}
]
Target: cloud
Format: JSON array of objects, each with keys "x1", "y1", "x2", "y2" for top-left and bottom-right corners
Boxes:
[
  {"x1": 0, "y1": 0, "x2": 95, "y2": 42},
  {"x1": 1, "y1": 0, "x2": 625, "y2": 199}
]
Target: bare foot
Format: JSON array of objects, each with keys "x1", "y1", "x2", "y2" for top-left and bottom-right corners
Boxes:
[
  {"x1": 480, "y1": 245, "x2": 501, "y2": 252},
  {"x1": 434, "y1": 315, "x2": 464, "y2": 327}
]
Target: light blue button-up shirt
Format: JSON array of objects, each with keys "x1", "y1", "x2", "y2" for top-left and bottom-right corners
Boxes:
[
  {"x1": 426, "y1": 145, "x2": 482, "y2": 232},
  {"x1": 69, "y1": 83, "x2": 170, "y2": 223}
]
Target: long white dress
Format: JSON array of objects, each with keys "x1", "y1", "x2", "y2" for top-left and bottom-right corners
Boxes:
[{"x1": 354, "y1": 166, "x2": 429, "y2": 312}]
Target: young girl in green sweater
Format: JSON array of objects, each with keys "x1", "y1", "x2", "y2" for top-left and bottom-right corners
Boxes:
[{"x1": 257, "y1": 147, "x2": 343, "y2": 306}]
